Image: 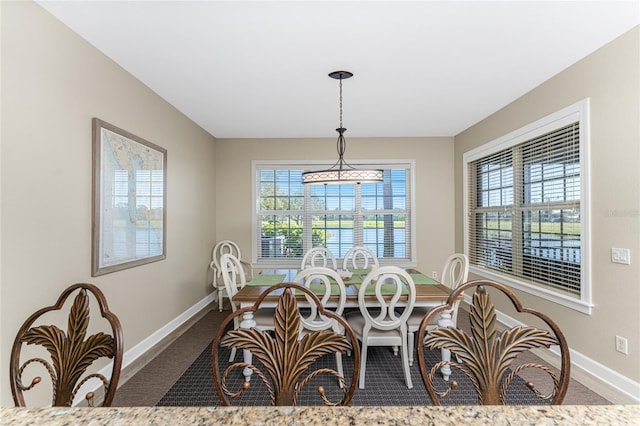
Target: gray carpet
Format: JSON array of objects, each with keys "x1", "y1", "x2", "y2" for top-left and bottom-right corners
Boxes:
[
  {"x1": 113, "y1": 304, "x2": 611, "y2": 407},
  {"x1": 157, "y1": 339, "x2": 544, "y2": 406}
]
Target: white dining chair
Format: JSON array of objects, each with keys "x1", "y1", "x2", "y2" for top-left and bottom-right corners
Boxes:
[
  {"x1": 210, "y1": 240, "x2": 253, "y2": 312},
  {"x1": 346, "y1": 266, "x2": 416, "y2": 389},
  {"x1": 292, "y1": 267, "x2": 348, "y2": 382},
  {"x1": 342, "y1": 246, "x2": 379, "y2": 271},
  {"x1": 219, "y1": 253, "x2": 274, "y2": 362},
  {"x1": 301, "y1": 247, "x2": 338, "y2": 270},
  {"x1": 406, "y1": 253, "x2": 469, "y2": 366}
]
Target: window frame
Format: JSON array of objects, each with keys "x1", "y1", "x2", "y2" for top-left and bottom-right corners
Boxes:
[
  {"x1": 463, "y1": 99, "x2": 592, "y2": 314},
  {"x1": 252, "y1": 159, "x2": 416, "y2": 269}
]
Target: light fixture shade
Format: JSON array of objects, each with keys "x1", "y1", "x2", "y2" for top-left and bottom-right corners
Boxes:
[
  {"x1": 303, "y1": 70, "x2": 384, "y2": 185},
  {"x1": 302, "y1": 167, "x2": 384, "y2": 185}
]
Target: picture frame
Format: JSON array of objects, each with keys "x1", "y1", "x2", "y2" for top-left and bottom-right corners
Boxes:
[{"x1": 92, "y1": 118, "x2": 167, "y2": 276}]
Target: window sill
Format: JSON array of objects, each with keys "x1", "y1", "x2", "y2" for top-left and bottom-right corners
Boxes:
[{"x1": 469, "y1": 265, "x2": 593, "y2": 315}]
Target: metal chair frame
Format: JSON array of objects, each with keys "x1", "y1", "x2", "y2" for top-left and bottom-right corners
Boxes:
[
  {"x1": 417, "y1": 279, "x2": 570, "y2": 405},
  {"x1": 10, "y1": 283, "x2": 123, "y2": 407}
]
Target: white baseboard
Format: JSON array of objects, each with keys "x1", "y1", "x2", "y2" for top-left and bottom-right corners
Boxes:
[
  {"x1": 461, "y1": 296, "x2": 640, "y2": 404},
  {"x1": 74, "y1": 292, "x2": 215, "y2": 406}
]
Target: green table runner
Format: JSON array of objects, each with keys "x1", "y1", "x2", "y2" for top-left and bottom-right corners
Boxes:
[
  {"x1": 295, "y1": 283, "x2": 343, "y2": 297},
  {"x1": 362, "y1": 283, "x2": 408, "y2": 295},
  {"x1": 409, "y1": 273, "x2": 439, "y2": 285},
  {"x1": 246, "y1": 274, "x2": 287, "y2": 286},
  {"x1": 330, "y1": 274, "x2": 363, "y2": 285}
]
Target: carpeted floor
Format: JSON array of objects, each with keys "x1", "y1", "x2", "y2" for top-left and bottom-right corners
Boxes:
[
  {"x1": 113, "y1": 303, "x2": 612, "y2": 407},
  {"x1": 157, "y1": 341, "x2": 540, "y2": 406}
]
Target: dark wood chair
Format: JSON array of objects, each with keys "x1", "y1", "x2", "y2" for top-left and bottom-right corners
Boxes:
[
  {"x1": 417, "y1": 279, "x2": 570, "y2": 405},
  {"x1": 10, "y1": 283, "x2": 123, "y2": 407},
  {"x1": 211, "y1": 282, "x2": 360, "y2": 406}
]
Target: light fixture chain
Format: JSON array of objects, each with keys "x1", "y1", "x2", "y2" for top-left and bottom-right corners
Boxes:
[{"x1": 339, "y1": 77, "x2": 343, "y2": 128}]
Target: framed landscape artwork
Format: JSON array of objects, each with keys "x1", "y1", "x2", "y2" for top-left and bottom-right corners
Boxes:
[{"x1": 92, "y1": 118, "x2": 167, "y2": 276}]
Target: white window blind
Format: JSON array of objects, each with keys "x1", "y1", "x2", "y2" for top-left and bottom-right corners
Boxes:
[
  {"x1": 464, "y1": 99, "x2": 591, "y2": 313},
  {"x1": 254, "y1": 161, "x2": 414, "y2": 266}
]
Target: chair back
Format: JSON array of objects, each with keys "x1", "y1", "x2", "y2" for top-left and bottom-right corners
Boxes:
[
  {"x1": 417, "y1": 279, "x2": 571, "y2": 405},
  {"x1": 211, "y1": 240, "x2": 242, "y2": 274},
  {"x1": 292, "y1": 267, "x2": 347, "y2": 333},
  {"x1": 211, "y1": 282, "x2": 360, "y2": 406},
  {"x1": 358, "y1": 266, "x2": 416, "y2": 332},
  {"x1": 219, "y1": 253, "x2": 247, "y2": 311},
  {"x1": 342, "y1": 246, "x2": 379, "y2": 270},
  {"x1": 440, "y1": 253, "x2": 469, "y2": 325},
  {"x1": 10, "y1": 284, "x2": 123, "y2": 407},
  {"x1": 301, "y1": 247, "x2": 338, "y2": 270}
]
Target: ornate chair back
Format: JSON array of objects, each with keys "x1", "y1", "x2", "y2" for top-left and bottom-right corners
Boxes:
[
  {"x1": 417, "y1": 279, "x2": 570, "y2": 405},
  {"x1": 439, "y1": 253, "x2": 469, "y2": 326},
  {"x1": 211, "y1": 240, "x2": 252, "y2": 312},
  {"x1": 301, "y1": 247, "x2": 338, "y2": 270},
  {"x1": 211, "y1": 282, "x2": 360, "y2": 406},
  {"x1": 292, "y1": 267, "x2": 347, "y2": 333},
  {"x1": 342, "y1": 246, "x2": 379, "y2": 271},
  {"x1": 10, "y1": 284, "x2": 123, "y2": 407}
]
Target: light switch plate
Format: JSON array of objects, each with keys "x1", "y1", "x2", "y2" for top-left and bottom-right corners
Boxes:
[{"x1": 611, "y1": 248, "x2": 631, "y2": 265}]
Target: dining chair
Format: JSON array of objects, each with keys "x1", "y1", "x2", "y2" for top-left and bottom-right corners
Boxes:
[
  {"x1": 210, "y1": 240, "x2": 254, "y2": 312},
  {"x1": 211, "y1": 282, "x2": 360, "y2": 406},
  {"x1": 417, "y1": 279, "x2": 571, "y2": 405},
  {"x1": 10, "y1": 283, "x2": 123, "y2": 407},
  {"x1": 292, "y1": 267, "x2": 348, "y2": 382},
  {"x1": 346, "y1": 266, "x2": 416, "y2": 389},
  {"x1": 301, "y1": 246, "x2": 338, "y2": 270},
  {"x1": 406, "y1": 253, "x2": 469, "y2": 366},
  {"x1": 342, "y1": 246, "x2": 379, "y2": 271},
  {"x1": 219, "y1": 253, "x2": 274, "y2": 362}
]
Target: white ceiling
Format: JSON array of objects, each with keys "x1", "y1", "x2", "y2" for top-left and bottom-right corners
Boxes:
[{"x1": 37, "y1": 1, "x2": 639, "y2": 139}]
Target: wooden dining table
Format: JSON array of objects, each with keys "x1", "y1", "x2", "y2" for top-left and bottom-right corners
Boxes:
[{"x1": 232, "y1": 268, "x2": 459, "y2": 383}]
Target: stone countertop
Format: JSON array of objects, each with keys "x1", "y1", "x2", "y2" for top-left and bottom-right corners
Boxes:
[{"x1": 2, "y1": 405, "x2": 639, "y2": 426}]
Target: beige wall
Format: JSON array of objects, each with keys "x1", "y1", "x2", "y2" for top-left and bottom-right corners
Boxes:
[
  {"x1": 214, "y1": 137, "x2": 456, "y2": 276},
  {"x1": 454, "y1": 27, "x2": 640, "y2": 382},
  {"x1": 0, "y1": 2, "x2": 217, "y2": 405}
]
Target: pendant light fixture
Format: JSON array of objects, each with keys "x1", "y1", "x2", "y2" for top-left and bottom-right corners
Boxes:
[{"x1": 302, "y1": 71, "x2": 383, "y2": 185}]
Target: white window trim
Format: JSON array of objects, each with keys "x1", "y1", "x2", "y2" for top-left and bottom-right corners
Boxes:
[
  {"x1": 251, "y1": 159, "x2": 417, "y2": 269},
  {"x1": 463, "y1": 98, "x2": 592, "y2": 314}
]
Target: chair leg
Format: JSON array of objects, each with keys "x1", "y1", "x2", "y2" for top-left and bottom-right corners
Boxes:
[
  {"x1": 218, "y1": 287, "x2": 224, "y2": 312},
  {"x1": 359, "y1": 342, "x2": 368, "y2": 389},
  {"x1": 229, "y1": 347, "x2": 237, "y2": 363},
  {"x1": 408, "y1": 331, "x2": 415, "y2": 367},
  {"x1": 401, "y1": 336, "x2": 413, "y2": 389},
  {"x1": 335, "y1": 352, "x2": 344, "y2": 389}
]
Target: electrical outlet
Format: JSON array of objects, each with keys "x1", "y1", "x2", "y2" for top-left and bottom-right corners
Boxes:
[
  {"x1": 615, "y1": 335, "x2": 628, "y2": 355},
  {"x1": 431, "y1": 271, "x2": 437, "y2": 279}
]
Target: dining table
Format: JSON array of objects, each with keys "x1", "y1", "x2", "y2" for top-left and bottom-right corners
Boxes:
[{"x1": 232, "y1": 268, "x2": 459, "y2": 383}]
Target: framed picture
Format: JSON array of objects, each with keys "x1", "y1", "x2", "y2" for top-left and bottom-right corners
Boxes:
[{"x1": 92, "y1": 118, "x2": 167, "y2": 276}]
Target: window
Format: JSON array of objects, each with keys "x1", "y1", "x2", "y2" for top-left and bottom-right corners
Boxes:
[
  {"x1": 464, "y1": 99, "x2": 591, "y2": 313},
  {"x1": 253, "y1": 161, "x2": 415, "y2": 267}
]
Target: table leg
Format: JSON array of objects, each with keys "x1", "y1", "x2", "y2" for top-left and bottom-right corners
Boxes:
[
  {"x1": 239, "y1": 309, "x2": 256, "y2": 382},
  {"x1": 437, "y1": 309, "x2": 454, "y2": 381}
]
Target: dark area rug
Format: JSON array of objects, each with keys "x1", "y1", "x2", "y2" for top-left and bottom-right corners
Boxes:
[{"x1": 157, "y1": 340, "x2": 547, "y2": 406}]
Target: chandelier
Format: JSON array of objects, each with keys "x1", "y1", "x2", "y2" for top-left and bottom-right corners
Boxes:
[{"x1": 302, "y1": 71, "x2": 383, "y2": 185}]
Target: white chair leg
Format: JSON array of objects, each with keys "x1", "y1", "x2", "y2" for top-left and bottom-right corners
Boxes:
[
  {"x1": 359, "y1": 342, "x2": 368, "y2": 389},
  {"x1": 401, "y1": 337, "x2": 413, "y2": 389},
  {"x1": 218, "y1": 287, "x2": 224, "y2": 312},
  {"x1": 335, "y1": 352, "x2": 344, "y2": 388},
  {"x1": 229, "y1": 347, "x2": 237, "y2": 363},
  {"x1": 408, "y1": 331, "x2": 415, "y2": 367},
  {"x1": 393, "y1": 345, "x2": 398, "y2": 356}
]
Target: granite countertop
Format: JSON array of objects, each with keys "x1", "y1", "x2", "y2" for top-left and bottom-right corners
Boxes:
[{"x1": 2, "y1": 405, "x2": 639, "y2": 425}]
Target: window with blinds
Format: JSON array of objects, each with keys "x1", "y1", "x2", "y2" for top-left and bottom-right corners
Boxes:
[
  {"x1": 464, "y1": 99, "x2": 591, "y2": 313},
  {"x1": 254, "y1": 162, "x2": 414, "y2": 266}
]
